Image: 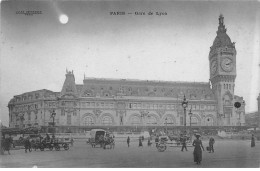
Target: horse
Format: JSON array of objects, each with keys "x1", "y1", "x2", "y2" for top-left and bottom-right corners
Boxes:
[
  {"x1": 108, "y1": 137, "x2": 115, "y2": 149},
  {"x1": 1, "y1": 137, "x2": 13, "y2": 155}
]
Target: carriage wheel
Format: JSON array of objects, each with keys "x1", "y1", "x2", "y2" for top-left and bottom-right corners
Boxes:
[
  {"x1": 157, "y1": 144, "x2": 166, "y2": 152},
  {"x1": 55, "y1": 145, "x2": 60, "y2": 151},
  {"x1": 49, "y1": 146, "x2": 53, "y2": 151},
  {"x1": 63, "y1": 144, "x2": 69, "y2": 150}
]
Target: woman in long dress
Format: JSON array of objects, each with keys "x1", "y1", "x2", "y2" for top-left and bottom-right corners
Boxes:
[
  {"x1": 138, "y1": 137, "x2": 143, "y2": 147},
  {"x1": 192, "y1": 134, "x2": 204, "y2": 165},
  {"x1": 251, "y1": 134, "x2": 255, "y2": 147}
]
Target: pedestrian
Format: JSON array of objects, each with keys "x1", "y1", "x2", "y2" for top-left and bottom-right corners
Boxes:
[
  {"x1": 192, "y1": 134, "x2": 204, "y2": 165},
  {"x1": 46, "y1": 133, "x2": 50, "y2": 142},
  {"x1": 155, "y1": 136, "x2": 159, "y2": 148},
  {"x1": 251, "y1": 134, "x2": 255, "y2": 147},
  {"x1": 147, "y1": 138, "x2": 152, "y2": 147},
  {"x1": 71, "y1": 138, "x2": 74, "y2": 146},
  {"x1": 138, "y1": 137, "x2": 143, "y2": 147},
  {"x1": 209, "y1": 137, "x2": 215, "y2": 153},
  {"x1": 181, "y1": 134, "x2": 188, "y2": 151},
  {"x1": 24, "y1": 137, "x2": 32, "y2": 153},
  {"x1": 127, "y1": 136, "x2": 130, "y2": 147}
]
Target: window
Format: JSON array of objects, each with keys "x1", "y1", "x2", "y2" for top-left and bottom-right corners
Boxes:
[
  {"x1": 191, "y1": 117, "x2": 199, "y2": 126},
  {"x1": 147, "y1": 116, "x2": 157, "y2": 125},
  {"x1": 165, "y1": 117, "x2": 174, "y2": 125},
  {"x1": 67, "y1": 114, "x2": 71, "y2": 125},
  {"x1": 83, "y1": 116, "x2": 94, "y2": 126},
  {"x1": 102, "y1": 116, "x2": 113, "y2": 125},
  {"x1": 180, "y1": 117, "x2": 183, "y2": 125},
  {"x1": 28, "y1": 113, "x2": 31, "y2": 121},
  {"x1": 61, "y1": 110, "x2": 65, "y2": 116},
  {"x1": 131, "y1": 116, "x2": 141, "y2": 126}
]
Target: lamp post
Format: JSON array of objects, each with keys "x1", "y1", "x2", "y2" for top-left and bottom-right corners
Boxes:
[
  {"x1": 147, "y1": 115, "x2": 151, "y2": 130},
  {"x1": 188, "y1": 109, "x2": 193, "y2": 140},
  {"x1": 188, "y1": 109, "x2": 192, "y2": 128},
  {"x1": 141, "y1": 113, "x2": 144, "y2": 131},
  {"x1": 181, "y1": 95, "x2": 188, "y2": 133},
  {"x1": 51, "y1": 110, "x2": 56, "y2": 134},
  {"x1": 165, "y1": 117, "x2": 168, "y2": 134}
]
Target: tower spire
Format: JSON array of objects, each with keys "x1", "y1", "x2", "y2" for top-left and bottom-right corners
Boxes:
[{"x1": 217, "y1": 14, "x2": 226, "y2": 34}]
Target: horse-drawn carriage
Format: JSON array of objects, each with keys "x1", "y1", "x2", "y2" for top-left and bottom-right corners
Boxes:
[
  {"x1": 31, "y1": 134, "x2": 70, "y2": 151},
  {"x1": 88, "y1": 129, "x2": 115, "y2": 149},
  {"x1": 156, "y1": 134, "x2": 192, "y2": 152}
]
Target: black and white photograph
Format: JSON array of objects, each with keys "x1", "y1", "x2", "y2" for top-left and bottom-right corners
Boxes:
[{"x1": 0, "y1": 0, "x2": 260, "y2": 168}]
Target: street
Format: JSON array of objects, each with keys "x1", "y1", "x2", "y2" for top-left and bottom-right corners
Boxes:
[{"x1": 0, "y1": 139, "x2": 259, "y2": 168}]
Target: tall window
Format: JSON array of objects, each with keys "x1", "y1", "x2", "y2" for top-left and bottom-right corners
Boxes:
[
  {"x1": 83, "y1": 116, "x2": 94, "y2": 126},
  {"x1": 102, "y1": 116, "x2": 113, "y2": 125},
  {"x1": 67, "y1": 114, "x2": 71, "y2": 125},
  {"x1": 28, "y1": 113, "x2": 31, "y2": 121}
]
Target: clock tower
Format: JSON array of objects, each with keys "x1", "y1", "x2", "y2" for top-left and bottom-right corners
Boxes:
[{"x1": 209, "y1": 15, "x2": 237, "y2": 126}]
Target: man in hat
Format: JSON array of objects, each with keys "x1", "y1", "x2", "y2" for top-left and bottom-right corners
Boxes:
[{"x1": 181, "y1": 134, "x2": 188, "y2": 151}]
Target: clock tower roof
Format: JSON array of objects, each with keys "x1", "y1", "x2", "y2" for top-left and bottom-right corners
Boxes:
[{"x1": 210, "y1": 14, "x2": 235, "y2": 52}]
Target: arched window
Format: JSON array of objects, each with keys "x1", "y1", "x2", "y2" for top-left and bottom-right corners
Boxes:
[
  {"x1": 165, "y1": 117, "x2": 174, "y2": 125},
  {"x1": 191, "y1": 117, "x2": 199, "y2": 126},
  {"x1": 102, "y1": 116, "x2": 113, "y2": 125},
  {"x1": 131, "y1": 116, "x2": 141, "y2": 126},
  {"x1": 147, "y1": 116, "x2": 157, "y2": 125},
  {"x1": 83, "y1": 116, "x2": 94, "y2": 126}
]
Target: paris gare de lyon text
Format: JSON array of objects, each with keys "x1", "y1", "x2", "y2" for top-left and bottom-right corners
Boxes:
[{"x1": 110, "y1": 11, "x2": 167, "y2": 16}]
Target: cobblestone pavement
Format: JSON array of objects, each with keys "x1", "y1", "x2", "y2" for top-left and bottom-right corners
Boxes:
[{"x1": 0, "y1": 140, "x2": 259, "y2": 168}]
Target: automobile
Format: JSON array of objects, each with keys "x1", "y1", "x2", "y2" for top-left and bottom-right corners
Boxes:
[{"x1": 88, "y1": 129, "x2": 107, "y2": 148}]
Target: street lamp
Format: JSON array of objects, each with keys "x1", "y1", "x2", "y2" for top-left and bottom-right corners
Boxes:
[
  {"x1": 181, "y1": 95, "x2": 188, "y2": 133},
  {"x1": 188, "y1": 109, "x2": 193, "y2": 140},
  {"x1": 188, "y1": 109, "x2": 192, "y2": 128},
  {"x1": 51, "y1": 110, "x2": 56, "y2": 134},
  {"x1": 141, "y1": 113, "x2": 144, "y2": 131},
  {"x1": 165, "y1": 117, "x2": 168, "y2": 134}
]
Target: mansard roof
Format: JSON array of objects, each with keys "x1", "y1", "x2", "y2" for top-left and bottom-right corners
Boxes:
[
  {"x1": 79, "y1": 77, "x2": 215, "y2": 100},
  {"x1": 8, "y1": 89, "x2": 59, "y2": 105}
]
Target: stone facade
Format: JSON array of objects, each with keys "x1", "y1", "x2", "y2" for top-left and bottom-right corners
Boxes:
[{"x1": 8, "y1": 15, "x2": 246, "y2": 129}]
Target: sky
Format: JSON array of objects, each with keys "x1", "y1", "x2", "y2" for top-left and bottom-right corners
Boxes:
[{"x1": 1, "y1": 0, "x2": 260, "y2": 126}]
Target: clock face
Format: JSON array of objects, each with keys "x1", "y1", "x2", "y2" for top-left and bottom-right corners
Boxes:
[
  {"x1": 210, "y1": 60, "x2": 217, "y2": 75},
  {"x1": 221, "y1": 58, "x2": 233, "y2": 72}
]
